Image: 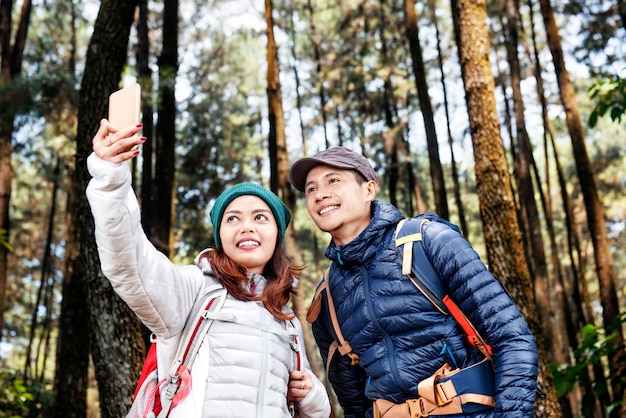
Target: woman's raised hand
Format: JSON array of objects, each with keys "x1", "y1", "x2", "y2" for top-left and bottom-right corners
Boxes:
[{"x1": 92, "y1": 118, "x2": 146, "y2": 163}]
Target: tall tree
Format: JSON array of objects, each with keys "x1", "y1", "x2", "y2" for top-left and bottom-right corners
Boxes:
[
  {"x1": 150, "y1": 0, "x2": 178, "y2": 256},
  {"x1": 305, "y1": 0, "x2": 330, "y2": 150},
  {"x1": 137, "y1": 0, "x2": 154, "y2": 231},
  {"x1": 503, "y1": 0, "x2": 566, "y2": 380},
  {"x1": 379, "y1": 0, "x2": 401, "y2": 207},
  {"x1": 403, "y1": 0, "x2": 449, "y2": 219},
  {"x1": 450, "y1": 0, "x2": 561, "y2": 415},
  {"x1": 428, "y1": 0, "x2": 468, "y2": 236},
  {"x1": 265, "y1": 0, "x2": 312, "y2": 366},
  {"x1": 538, "y1": 0, "x2": 625, "y2": 413},
  {"x1": 54, "y1": 163, "x2": 90, "y2": 418},
  {"x1": 74, "y1": 1, "x2": 144, "y2": 416},
  {"x1": 522, "y1": 4, "x2": 603, "y2": 414},
  {"x1": 42, "y1": 2, "x2": 92, "y2": 414},
  {"x1": 0, "y1": 0, "x2": 32, "y2": 337}
]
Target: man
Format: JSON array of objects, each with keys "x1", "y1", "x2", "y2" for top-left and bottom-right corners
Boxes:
[{"x1": 289, "y1": 146, "x2": 538, "y2": 418}]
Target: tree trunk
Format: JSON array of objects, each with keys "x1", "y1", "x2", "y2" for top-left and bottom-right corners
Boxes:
[
  {"x1": 504, "y1": 0, "x2": 566, "y2": 378},
  {"x1": 305, "y1": 0, "x2": 329, "y2": 150},
  {"x1": 404, "y1": 0, "x2": 449, "y2": 219},
  {"x1": 53, "y1": 3, "x2": 90, "y2": 415},
  {"x1": 137, "y1": 0, "x2": 154, "y2": 236},
  {"x1": 152, "y1": 0, "x2": 178, "y2": 257},
  {"x1": 428, "y1": 0, "x2": 468, "y2": 236},
  {"x1": 0, "y1": 0, "x2": 32, "y2": 338},
  {"x1": 523, "y1": 5, "x2": 598, "y2": 413},
  {"x1": 379, "y1": 0, "x2": 401, "y2": 208},
  {"x1": 450, "y1": 0, "x2": 561, "y2": 415},
  {"x1": 53, "y1": 163, "x2": 89, "y2": 418},
  {"x1": 538, "y1": 0, "x2": 625, "y2": 413},
  {"x1": 74, "y1": 1, "x2": 145, "y2": 416},
  {"x1": 265, "y1": 0, "x2": 319, "y2": 378}
]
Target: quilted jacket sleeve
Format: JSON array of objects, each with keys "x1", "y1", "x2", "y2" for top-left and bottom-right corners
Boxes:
[
  {"x1": 86, "y1": 153, "x2": 204, "y2": 338},
  {"x1": 422, "y1": 218, "x2": 539, "y2": 417}
]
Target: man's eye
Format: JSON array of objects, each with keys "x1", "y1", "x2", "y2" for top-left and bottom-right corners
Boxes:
[{"x1": 306, "y1": 186, "x2": 316, "y2": 194}]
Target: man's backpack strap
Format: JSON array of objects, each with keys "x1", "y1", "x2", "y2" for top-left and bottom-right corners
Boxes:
[
  {"x1": 395, "y1": 218, "x2": 448, "y2": 314},
  {"x1": 395, "y1": 215, "x2": 493, "y2": 362},
  {"x1": 306, "y1": 268, "x2": 360, "y2": 375}
]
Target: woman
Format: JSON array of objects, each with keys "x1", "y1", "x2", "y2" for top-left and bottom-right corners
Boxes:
[{"x1": 86, "y1": 119, "x2": 330, "y2": 418}]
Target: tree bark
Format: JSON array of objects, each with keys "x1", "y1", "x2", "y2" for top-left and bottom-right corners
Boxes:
[
  {"x1": 152, "y1": 0, "x2": 178, "y2": 257},
  {"x1": 305, "y1": 0, "x2": 329, "y2": 150},
  {"x1": 404, "y1": 0, "x2": 449, "y2": 219},
  {"x1": 538, "y1": 0, "x2": 625, "y2": 413},
  {"x1": 265, "y1": 0, "x2": 319, "y2": 378},
  {"x1": 428, "y1": 0, "x2": 468, "y2": 235},
  {"x1": 504, "y1": 0, "x2": 567, "y2": 378},
  {"x1": 450, "y1": 0, "x2": 561, "y2": 415},
  {"x1": 0, "y1": 0, "x2": 32, "y2": 338},
  {"x1": 137, "y1": 0, "x2": 154, "y2": 235},
  {"x1": 74, "y1": 1, "x2": 144, "y2": 416},
  {"x1": 53, "y1": 163, "x2": 89, "y2": 418}
]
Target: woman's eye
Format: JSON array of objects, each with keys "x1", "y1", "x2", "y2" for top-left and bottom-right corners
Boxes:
[
  {"x1": 329, "y1": 178, "x2": 339, "y2": 184},
  {"x1": 226, "y1": 215, "x2": 239, "y2": 222},
  {"x1": 306, "y1": 186, "x2": 316, "y2": 194},
  {"x1": 255, "y1": 214, "x2": 269, "y2": 221}
]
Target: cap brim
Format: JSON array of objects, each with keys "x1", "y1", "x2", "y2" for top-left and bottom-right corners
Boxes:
[{"x1": 289, "y1": 157, "x2": 356, "y2": 192}]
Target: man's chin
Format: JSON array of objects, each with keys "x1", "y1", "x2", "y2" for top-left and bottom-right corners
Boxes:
[{"x1": 313, "y1": 219, "x2": 334, "y2": 233}]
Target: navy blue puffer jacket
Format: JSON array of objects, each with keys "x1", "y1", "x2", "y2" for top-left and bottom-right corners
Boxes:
[{"x1": 311, "y1": 201, "x2": 538, "y2": 418}]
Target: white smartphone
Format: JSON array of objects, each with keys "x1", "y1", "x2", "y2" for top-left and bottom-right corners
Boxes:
[{"x1": 108, "y1": 83, "x2": 141, "y2": 128}]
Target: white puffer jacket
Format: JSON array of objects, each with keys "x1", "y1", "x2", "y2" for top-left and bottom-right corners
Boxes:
[{"x1": 86, "y1": 153, "x2": 330, "y2": 418}]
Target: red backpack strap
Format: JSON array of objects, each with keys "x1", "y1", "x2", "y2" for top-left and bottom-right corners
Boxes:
[
  {"x1": 158, "y1": 285, "x2": 227, "y2": 418},
  {"x1": 396, "y1": 216, "x2": 493, "y2": 363}
]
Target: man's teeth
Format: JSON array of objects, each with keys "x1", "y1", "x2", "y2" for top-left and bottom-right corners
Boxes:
[
  {"x1": 238, "y1": 240, "x2": 259, "y2": 247},
  {"x1": 320, "y1": 205, "x2": 339, "y2": 215}
]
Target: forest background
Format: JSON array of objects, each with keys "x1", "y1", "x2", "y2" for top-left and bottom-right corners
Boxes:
[{"x1": 0, "y1": 0, "x2": 625, "y2": 417}]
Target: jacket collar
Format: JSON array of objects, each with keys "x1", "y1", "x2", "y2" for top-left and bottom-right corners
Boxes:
[{"x1": 325, "y1": 200, "x2": 404, "y2": 267}]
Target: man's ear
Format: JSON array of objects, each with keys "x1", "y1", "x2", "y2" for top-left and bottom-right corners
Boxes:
[{"x1": 364, "y1": 180, "x2": 378, "y2": 202}]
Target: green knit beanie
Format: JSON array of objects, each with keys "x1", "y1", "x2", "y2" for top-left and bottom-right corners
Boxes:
[{"x1": 210, "y1": 183, "x2": 291, "y2": 248}]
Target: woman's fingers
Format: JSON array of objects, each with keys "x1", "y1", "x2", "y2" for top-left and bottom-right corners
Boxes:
[{"x1": 92, "y1": 119, "x2": 145, "y2": 162}]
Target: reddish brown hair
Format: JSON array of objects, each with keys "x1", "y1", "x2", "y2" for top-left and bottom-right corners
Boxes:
[{"x1": 202, "y1": 243, "x2": 304, "y2": 320}]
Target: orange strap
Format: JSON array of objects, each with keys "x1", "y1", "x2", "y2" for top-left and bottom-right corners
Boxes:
[{"x1": 442, "y1": 295, "x2": 493, "y2": 359}]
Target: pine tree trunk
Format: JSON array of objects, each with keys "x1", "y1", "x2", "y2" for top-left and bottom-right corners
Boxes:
[
  {"x1": 428, "y1": 0, "x2": 467, "y2": 231},
  {"x1": 538, "y1": 1, "x2": 625, "y2": 413},
  {"x1": 504, "y1": 0, "x2": 567, "y2": 378},
  {"x1": 404, "y1": 0, "x2": 449, "y2": 219},
  {"x1": 265, "y1": 0, "x2": 320, "y2": 376},
  {"x1": 152, "y1": 0, "x2": 178, "y2": 257},
  {"x1": 137, "y1": 0, "x2": 155, "y2": 240},
  {"x1": 0, "y1": 0, "x2": 32, "y2": 337},
  {"x1": 74, "y1": 1, "x2": 145, "y2": 416},
  {"x1": 450, "y1": 0, "x2": 561, "y2": 415},
  {"x1": 305, "y1": 0, "x2": 330, "y2": 149},
  {"x1": 53, "y1": 167, "x2": 89, "y2": 418}
]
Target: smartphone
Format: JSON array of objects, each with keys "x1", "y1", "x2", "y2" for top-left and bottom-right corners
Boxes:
[{"x1": 108, "y1": 83, "x2": 141, "y2": 128}]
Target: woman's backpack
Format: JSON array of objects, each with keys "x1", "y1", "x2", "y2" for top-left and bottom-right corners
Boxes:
[{"x1": 127, "y1": 283, "x2": 228, "y2": 418}]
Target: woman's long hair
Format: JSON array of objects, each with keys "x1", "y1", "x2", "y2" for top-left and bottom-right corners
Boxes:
[{"x1": 202, "y1": 240, "x2": 304, "y2": 320}]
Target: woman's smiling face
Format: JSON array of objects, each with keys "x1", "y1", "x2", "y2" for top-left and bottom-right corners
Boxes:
[{"x1": 219, "y1": 195, "x2": 278, "y2": 274}]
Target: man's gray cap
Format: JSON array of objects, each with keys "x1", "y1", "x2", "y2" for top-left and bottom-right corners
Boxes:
[{"x1": 289, "y1": 146, "x2": 377, "y2": 192}]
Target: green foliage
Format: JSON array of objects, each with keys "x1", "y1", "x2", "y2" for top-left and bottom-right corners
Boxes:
[
  {"x1": 0, "y1": 372, "x2": 33, "y2": 418},
  {"x1": 0, "y1": 229, "x2": 13, "y2": 254},
  {"x1": 0, "y1": 372, "x2": 55, "y2": 418},
  {"x1": 588, "y1": 75, "x2": 626, "y2": 127},
  {"x1": 551, "y1": 312, "x2": 626, "y2": 414}
]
